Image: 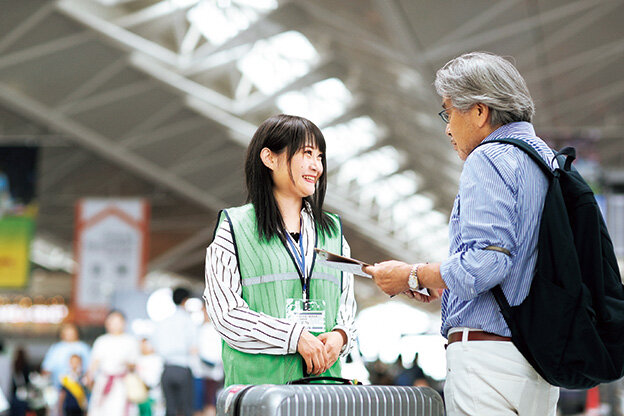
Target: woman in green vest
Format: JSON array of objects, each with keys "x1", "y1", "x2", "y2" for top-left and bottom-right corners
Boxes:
[{"x1": 204, "y1": 114, "x2": 356, "y2": 386}]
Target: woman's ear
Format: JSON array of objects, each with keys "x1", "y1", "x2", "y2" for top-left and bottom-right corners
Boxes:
[{"x1": 260, "y1": 147, "x2": 274, "y2": 170}]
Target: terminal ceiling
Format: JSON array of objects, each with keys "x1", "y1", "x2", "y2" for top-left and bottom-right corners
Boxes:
[{"x1": 0, "y1": 0, "x2": 623, "y2": 311}]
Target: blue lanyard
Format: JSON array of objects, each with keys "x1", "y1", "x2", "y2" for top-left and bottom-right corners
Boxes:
[
  {"x1": 285, "y1": 221, "x2": 307, "y2": 296},
  {"x1": 286, "y1": 231, "x2": 306, "y2": 277}
]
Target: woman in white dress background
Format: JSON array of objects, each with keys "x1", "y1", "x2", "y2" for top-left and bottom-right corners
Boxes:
[{"x1": 86, "y1": 310, "x2": 139, "y2": 416}]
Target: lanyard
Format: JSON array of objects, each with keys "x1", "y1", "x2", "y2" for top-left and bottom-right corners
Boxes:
[{"x1": 285, "y1": 220, "x2": 308, "y2": 297}]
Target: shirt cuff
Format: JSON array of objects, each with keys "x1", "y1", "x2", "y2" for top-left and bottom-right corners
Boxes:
[
  {"x1": 288, "y1": 323, "x2": 305, "y2": 354},
  {"x1": 331, "y1": 325, "x2": 352, "y2": 357}
]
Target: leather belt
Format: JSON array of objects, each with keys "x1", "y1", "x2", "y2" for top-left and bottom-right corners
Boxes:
[{"x1": 446, "y1": 330, "x2": 511, "y2": 348}]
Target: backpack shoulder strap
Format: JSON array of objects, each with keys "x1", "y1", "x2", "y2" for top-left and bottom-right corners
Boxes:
[{"x1": 476, "y1": 138, "x2": 554, "y2": 178}]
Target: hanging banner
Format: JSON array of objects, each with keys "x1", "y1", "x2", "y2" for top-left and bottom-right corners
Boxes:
[
  {"x1": 0, "y1": 146, "x2": 38, "y2": 288},
  {"x1": 73, "y1": 199, "x2": 149, "y2": 325},
  {"x1": 0, "y1": 217, "x2": 34, "y2": 288}
]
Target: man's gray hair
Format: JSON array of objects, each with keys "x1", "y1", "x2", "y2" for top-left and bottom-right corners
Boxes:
[{"x1": 434, "y1": 52, "x2": 535, "y2": 125}]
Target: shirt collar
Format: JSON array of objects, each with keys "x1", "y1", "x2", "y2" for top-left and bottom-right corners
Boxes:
[
  {"x1": 482, "y1": 121, "x2": 536, "y2": 143},
  {"x1": 300, "y1": 202, "x2": 314, "y2": 237}
]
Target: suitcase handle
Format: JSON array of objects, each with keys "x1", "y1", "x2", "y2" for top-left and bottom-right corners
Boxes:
[{"x1": 287, "y1": 376, "x2": 363, "y2": 385}]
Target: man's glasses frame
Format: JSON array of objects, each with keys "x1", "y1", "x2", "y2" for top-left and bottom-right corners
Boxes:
[{"x1": 438, "y1": 105, "x2": 455, "y2": 123}]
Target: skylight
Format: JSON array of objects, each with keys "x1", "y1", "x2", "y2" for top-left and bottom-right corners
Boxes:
[
  {"x1": 237, "y1": 31, "x2": 319, "y2": 95},
  {"x1": 335, "y1": 146, "x2": 403, "y2": 187},
  {"x1": 188, "y1": 0, "x2": 278, "y2": 46},
  {"x1": 392, "y1": 194, "x2": 434, "y2": 224},
  {"x1": 323, "y1": 116, "x2": 379, "y2": 164},
  {"x1": 277, "y1": 78, "x2": 352, "y2": 126},
  {"x1": 389, "y1": 195, "x2": 449, "y2": 258},
  {"x1": 357, "y1": 171, "x2": 419, "y2": 208}
]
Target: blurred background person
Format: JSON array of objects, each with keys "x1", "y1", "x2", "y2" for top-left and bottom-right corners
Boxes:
[
  {"x1": 9, "y1": 347, "x2": 31, "y2": 416},
  {"x1": 41, "y1": 323, "x2": 90, "y2": 416},
  {"x1": 152, "y1": 288, "x2": 196, "y2": 416},
  {"x1": 194, "y1": 308, "x2": 222, "y2": 416},
  {"x1": 0, "y1": 340, "x2": 11, "y2": 416},
  {"x1": 395, "y1": 353, "x2": 429, "y2": 388},
  {"x1": 0, "y1": 387, "x2": 8, "y2": 416},
  {"x1": 135, "y1": 338, "x2": 164, "y2": 416},
  {"x1": 58, "y1": 354, "x2": 87, "y2": 416},
  {"x1": 86, "y1": 310, "x2": 139, "y2": 416}
]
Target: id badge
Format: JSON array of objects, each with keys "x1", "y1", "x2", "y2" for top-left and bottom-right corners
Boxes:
[{"x1": 286, "y1": 299, "x2": 326, "y2": 333}]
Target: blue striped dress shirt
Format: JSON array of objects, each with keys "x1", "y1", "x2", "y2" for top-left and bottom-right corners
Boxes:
[{"x1": 440, "y1": 122, "x2": 556, "y2": 338}]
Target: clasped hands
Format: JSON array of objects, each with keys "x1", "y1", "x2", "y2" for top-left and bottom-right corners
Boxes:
[{"x1": 297, "y1": 329, "x2": 345, "y2": 376}]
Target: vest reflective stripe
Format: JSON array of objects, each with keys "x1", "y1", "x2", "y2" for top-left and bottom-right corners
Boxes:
[
  {"x1": 218, "y1": 204, "x2": 343, "y2": 386},
  {"x1": 241, "y1": 272, "x2": 341, "y2": 287}
]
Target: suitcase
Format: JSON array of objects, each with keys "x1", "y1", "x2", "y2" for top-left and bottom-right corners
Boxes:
[{"x1": 217, "y1": 383, "x2": 444, "y2": 415}]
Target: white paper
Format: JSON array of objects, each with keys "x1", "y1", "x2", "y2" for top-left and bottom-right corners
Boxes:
[
  {"x1": 414, "y1": 287, "x2": 431, "y2": 296},
  {"x1": 316, "y1": 257, "x2": 372, "y2": 278}
]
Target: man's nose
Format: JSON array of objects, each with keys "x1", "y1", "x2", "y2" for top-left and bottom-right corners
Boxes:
[{"x1": 445, "y1": 124, "x2": 451, "y2": 136}]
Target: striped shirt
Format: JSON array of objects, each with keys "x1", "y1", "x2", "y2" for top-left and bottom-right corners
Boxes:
[
  {"x1": 204, "y1": 206, "x2": 356, "y2": 356},
  {"x1": 440, "y1": 122, "x2": 555, "y2": 338}
]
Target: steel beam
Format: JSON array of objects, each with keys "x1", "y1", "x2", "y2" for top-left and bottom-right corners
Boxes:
[
  {"x1": 0, "y1": 83, "x2": 228, "y2": 213},
  {"x1": 525, "y1": 38, "x2": 624, "y2": 84},
  {"x1": 129, "y1": 52, "x2": 236, "y2": 113},
  {"x1": 515, "y1": 1, "x2": 622, "y2": 65},
  {"x1": 56, "y1": 58, "x2": 127, "y2": 108},
  {"x1": 57, "y1": 0, "x2": 180, "y2": 65},
  {"x1": 118, "y1": 101, "x2": 182, "y2": 142},
  {"x1": 121, "y1": 117, "x2": 208, "y2": 149},
  {"x1": 0, "y1": 2, "x2": 56, "y2": 54},
  {"x1": 59, "y1": 80, "x2": 154, "y2": 114},
  {"x1": 0, "y1": 32, "x2": 91, "y2": 70},
  {"x1": 430, "y1": 0, "x2": 521, "y2": 49},
  {"x1": 422, "y1": 0, "x2": 604, "y2": 62},
  {"x1": 148, "y1": 226, "x2": 216, "y2": 272},
  {"x1": 113, "y1": 0, "x2": 199, "y2": 28}
]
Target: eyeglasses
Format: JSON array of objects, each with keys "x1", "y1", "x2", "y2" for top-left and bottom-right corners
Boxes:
[{"x1": 438, "y1": 106, "x2": 455, "y2": 123}]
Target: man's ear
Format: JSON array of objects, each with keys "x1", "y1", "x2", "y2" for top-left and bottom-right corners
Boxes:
[
  {"x1": 474, "y1": 103, "x2": 491, "y2": 128},
  {"x1": 260, "y1": 147, "x2": 274, "y2": 170}
]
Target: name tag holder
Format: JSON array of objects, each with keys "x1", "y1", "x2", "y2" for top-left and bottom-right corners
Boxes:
[{"x1": 286, "y1": 298, "x2": 326, "y2": 333}]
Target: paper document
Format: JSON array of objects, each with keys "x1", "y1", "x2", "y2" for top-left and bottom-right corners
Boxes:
[
  {"x1": 315, "y1": 248, "x2": 431, "y2": 296},
  {"x1": 314, "y1": 248, "x2": 372, "y2": 278}
]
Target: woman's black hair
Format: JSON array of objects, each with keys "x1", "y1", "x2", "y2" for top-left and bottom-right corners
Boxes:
[{"x1": 244, "y1": 114, "x2": 337, "y2": 242}]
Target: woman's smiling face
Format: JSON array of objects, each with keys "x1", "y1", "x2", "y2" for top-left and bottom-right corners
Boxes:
[{"x1": 270, "y1": 144, "x2": 324, "y2": 199}]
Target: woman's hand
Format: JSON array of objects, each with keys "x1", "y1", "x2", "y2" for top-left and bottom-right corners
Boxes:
[
  {"x1": 297, "y1": 330, "x2": 329, "y2": 375},
  {"x1": 317, "y1": 330, "x2": 346, "y2": 370}
]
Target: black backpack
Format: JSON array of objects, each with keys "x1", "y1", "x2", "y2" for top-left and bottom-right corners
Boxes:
[{"x1": 479, "y1": 138, "x2": 624, "y2": 389}]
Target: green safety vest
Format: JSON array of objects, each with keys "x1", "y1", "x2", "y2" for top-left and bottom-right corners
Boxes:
[{"x1": 216, "y1": 204, "x2": 344, "y2": 386}]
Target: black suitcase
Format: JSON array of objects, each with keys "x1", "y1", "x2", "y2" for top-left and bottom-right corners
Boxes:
[{"x1": 217, "y1": 382, "x2": 444, "y2": 415}]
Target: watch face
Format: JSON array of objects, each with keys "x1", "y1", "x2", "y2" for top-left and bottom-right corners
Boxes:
[{"x1": 408, "y1": 274, "x2": 419, "y2": 290}]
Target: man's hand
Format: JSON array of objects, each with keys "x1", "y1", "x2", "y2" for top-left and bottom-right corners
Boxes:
[
  {"x1": 318, "y1": 330, "x2": 346, "y2": 369},
  {"x1": 297, "y1": 330, "x2": 329, "y2": 375},
  {"x1": 403, "y1": 288, "x2": 443, "y2": 303},
  {"x1": 363, "y1": 260, "x2": 411, "y2": 296}
]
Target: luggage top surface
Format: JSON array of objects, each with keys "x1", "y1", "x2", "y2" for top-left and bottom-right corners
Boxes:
[{"x1": 218, "y1": 384, "x2": 444, "y2": 416}]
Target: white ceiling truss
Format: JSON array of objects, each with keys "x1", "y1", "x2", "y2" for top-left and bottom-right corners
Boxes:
[{"x1": 0, "y1": 0, "x2": 622, "y2": 285}]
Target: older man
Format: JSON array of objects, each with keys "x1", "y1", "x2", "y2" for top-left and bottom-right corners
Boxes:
[{"x1": 365, "y1": 52, "x2": 560, "y2": 415}]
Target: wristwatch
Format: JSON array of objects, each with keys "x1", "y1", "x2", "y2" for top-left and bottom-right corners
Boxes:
[{"x1": 408, "y1": 263, "x2": 424, "y2": 291}]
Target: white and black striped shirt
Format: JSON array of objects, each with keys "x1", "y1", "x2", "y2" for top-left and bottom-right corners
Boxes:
[{"x1": 204, "y1": 208, "x2": 356, "y2": 356}]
